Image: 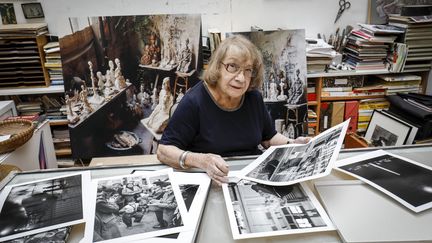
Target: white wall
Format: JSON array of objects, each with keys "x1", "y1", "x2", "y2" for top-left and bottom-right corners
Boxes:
[{"x1": 1, "y1": 0, "x2": 368, "y2": 38}]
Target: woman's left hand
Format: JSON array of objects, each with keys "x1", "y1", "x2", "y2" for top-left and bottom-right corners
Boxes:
[{"x1": 293, "y1": 136, "x2": 312, "y2": 144}]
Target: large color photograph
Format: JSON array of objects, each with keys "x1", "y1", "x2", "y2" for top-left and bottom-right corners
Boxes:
[
  {"x1": 227, "y1": 30, "x2": 308, "y2": 138},
  {"x1": 59, "y1": 14, "x2": 201, "y2": 159}
]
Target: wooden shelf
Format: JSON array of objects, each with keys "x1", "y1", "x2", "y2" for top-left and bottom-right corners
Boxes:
[
  {"x1": 308, "y1": 101, "x2": 318, "y2": 106},
  {"x1": 55, "y1": 148, "x2": 72, "y2": 156},
  {"x1": 321, "y1": 95, "x2": 384, "y2": 101},
  {"x1": 0, "y1": 85, "x2": 64, "y2": 96},
  {"x1": 49, "y1": 119, "x2": 69, "y2": 126}
]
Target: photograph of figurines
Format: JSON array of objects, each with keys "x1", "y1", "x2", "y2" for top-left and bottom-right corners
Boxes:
[
  {"x1": 227, "y1": 30, "x2": 308, "y2": 139},
  {"x1": 0, "y1": 173, "x2": 88, "y2": 242},
  {"x1": 90, "y1": 173, "x2": 188, "y2": 242},
  {"x1": 223, "y1": 179, "x2": 333, "y2": 239},
  {"x1": 59, "y1": 14, "x2": 201, "y2": 159}
]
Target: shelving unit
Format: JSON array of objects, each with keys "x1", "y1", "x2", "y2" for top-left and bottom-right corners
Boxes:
[
  {"x1": 0, "y1": 35, "x2": 50, "y2": 88},
  {"x1": 306, "y1": 69, "x2": 430, "y2": 136}
]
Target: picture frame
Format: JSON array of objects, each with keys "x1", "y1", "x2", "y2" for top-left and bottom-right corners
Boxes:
[
  {"x1": 21, "y1": 2, "x2": 44, "y2": 19},
  {"x1": 365, "y1": 110, "x2": 411, "y2": 147}
]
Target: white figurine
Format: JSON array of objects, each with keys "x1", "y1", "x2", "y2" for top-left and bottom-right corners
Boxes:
[
  {"x1": 65, "y1": 94, "x2": 80, "y2": 124},
  {"x1": 114, "y1": 58, "x2": 127, "y2": 90},
  {"x1": 88, "y1": 61, "x2": 104, "y2": 105},
  {"x1": 277, "y1": 81, "x2": 288, "y2": 101},
  {"x1": 97, "y1": 71, "x2": 105, "y2": 91},
  {"x1": 80, "y1": 85, "x2": 93, "y2": 114},
  {"x1": 269, "y1": 82, "x2": 278, "y2": 101},
  {"x1": 142, "y1": 77, "x2": 173, "y2": 133}
]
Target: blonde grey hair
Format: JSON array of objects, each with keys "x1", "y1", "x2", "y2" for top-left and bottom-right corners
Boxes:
[{"x1": 202, "y1": 35, "x2": 264, "y2": 90}]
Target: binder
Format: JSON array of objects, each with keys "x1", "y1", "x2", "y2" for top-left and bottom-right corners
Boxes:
[
  {"x1": 331, "y1": 101, "x2": 345, "y2": 127},
  {"x1": 345, "y1": 101, "x2": 359, "y2": 133}
]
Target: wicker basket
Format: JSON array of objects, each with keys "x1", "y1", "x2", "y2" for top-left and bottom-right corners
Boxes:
[{"x1": 0, "y1": 119, "x2": 35, "y2": 154}]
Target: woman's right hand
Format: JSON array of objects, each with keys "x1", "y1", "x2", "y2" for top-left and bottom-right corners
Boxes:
[{"x1": 201, "y1": 153, "x2": 229, "y2": 186}]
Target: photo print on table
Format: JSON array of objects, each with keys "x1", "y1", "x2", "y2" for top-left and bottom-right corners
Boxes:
[
  {"x1": 336, "y1": 149, "x2": 432, "y2": 213},
  {"x1": 222, "y1": 175, "x2": 334, "y2": 239},
  {"x1": 239, "y1": 119, "x2": 349, "y2": 186},
  {"x1": 0, "y1": 172, "x2": 91, "y2": 242},
  {"x1": 86, "y1": 169, "x2": 190, "y2": 243},
  {"x1": 131, "y1": 171, "x2": 211, "y2": 243}
]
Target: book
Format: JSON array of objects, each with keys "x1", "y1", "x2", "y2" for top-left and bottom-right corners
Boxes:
[
  {"x1": 331, "y1": 101, "x2": 345, "y2": 127},
  {"x1": 345, "y1": 101, "x2": 359, "y2": 133}
]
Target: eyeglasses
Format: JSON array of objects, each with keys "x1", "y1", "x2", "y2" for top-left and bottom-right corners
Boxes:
[{"x1": 220, "y1": 62, "x2": 255, "y2": 78}]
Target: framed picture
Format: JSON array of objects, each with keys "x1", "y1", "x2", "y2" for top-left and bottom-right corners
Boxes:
[
  {"x1": 21, "y1": 2, "x2": 44, "y2": 19},
  {"x1": 365, "y1": 110, "x2": 411, "y2": 147},
  {"x1": 0, "y1": 3, "x2": 17, "y2": 25}
]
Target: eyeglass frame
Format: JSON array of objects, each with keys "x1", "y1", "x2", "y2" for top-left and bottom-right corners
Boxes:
[{"x1": 220, "y1": 62, "x2": 256, "y2": 78}]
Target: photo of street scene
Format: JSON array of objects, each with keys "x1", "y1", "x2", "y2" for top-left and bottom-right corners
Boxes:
[{"x1": 223, "y1": 179, "x2": 333, "y2": 239}]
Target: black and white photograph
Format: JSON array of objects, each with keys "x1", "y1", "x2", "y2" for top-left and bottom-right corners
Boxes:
[
  {"x1": 21, "y1": 2, "x2": 44, "y2": 19},
  {"x1": 132, "y1": 172, "x2": 211, "y2": 243},
  {"x1": 365, "y1": 110, "x2": 411, "y2": 147},
  {"x1": 222, "y1": 176, "x2": 334, "y2": 239},
  {"x1": 86, "y1": 169, "x2": 190, "y2": 243},
  {"x1": 0, "y1": 172, "x2": 90, "y2": 242},
  {"x1": 3, "y1": 226, "x2": 71, "y2": 243},
  {"x1": 368, "y1": 0, "x2": 432, "y2": 24},
  {"x1": 240, "y1": 119, "x2": 350, "y2": 186},
  {"x1": 0, "y1": 3, "x2": 17, "y2": 24},
  {"x1": 336, "y1": 150, "x2": 432, "y2": 213}
]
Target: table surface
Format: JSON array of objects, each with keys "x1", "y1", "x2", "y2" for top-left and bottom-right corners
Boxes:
[{"x1": 2, "y1": 144, "x2": 432, "y2": 243}]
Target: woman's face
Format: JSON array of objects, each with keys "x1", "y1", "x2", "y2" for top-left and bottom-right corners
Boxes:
[{"x1": 216, "y1": 47, "x2": 253, "y2": 100}]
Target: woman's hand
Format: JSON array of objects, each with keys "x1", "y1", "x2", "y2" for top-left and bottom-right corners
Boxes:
[
  {"x1": 202, "y1": 153, "x2": 229, "y2": 186},
  {"x1": 293, "y1": 136, "x2": 311, "y2": 144}
]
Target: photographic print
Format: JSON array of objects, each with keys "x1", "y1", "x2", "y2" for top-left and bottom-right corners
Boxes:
[
  {"x1": 59, "y1": 14, "x2": 201, "y2": 159},
  {"x1": 85, "y1": 169, "x2": 190, "y2": 243},
  {"x1": 21, "y1": 3, "x2": 44, "y2": 19},
  {"x1": 227, "y1": 30, "x2": 308, "y2": 139},
  {"x1": 365, "y1": 110, "x2": 411, "y2": 147},
  {"x1": 336, "y1": 150, "x2": 432, "y2": 213},
  {"x1": 239, "y1": 119, "x2": 349, "y2": 186},
  {"x1": 132, "y1": 172, "x2": 211, "y2": 243},
  {"x1": 3, "y1": 226, "x2": 71, "y2": 243},
  {"x1": 0, "y1": 3, "x2": 17, "y2": 25},
  {"x1": 369, "y1": 0, "x2": 432, "y2": 24},
  {"x1": 222, "y1": 176, "x2": 334, "y2": 240},
  {"x1": 0, "y1": 172, "x2": 91, "y2": 242}
]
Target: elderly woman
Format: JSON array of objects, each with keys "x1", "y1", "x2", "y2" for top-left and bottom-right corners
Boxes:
[{"x1": 157, "y1": 35, "x2": 310, "y2": 185}]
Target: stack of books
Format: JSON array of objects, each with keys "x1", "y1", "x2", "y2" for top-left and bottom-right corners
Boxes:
[
  {"x1": 343, "y1": 24, "x2": 404, "y2": 71},
  {"x1": 0, "y1": 23, "x2": 48, "y2": 36},
  {"x1": 306, "y1": 39, "x2": 336, "y2": 73},
  {"x1": 374, "y1": 74, "x2": 422, "y2": 95},
  {"x1": 388, "y1": 15, "x2": 432, "y2": 71},
  {"x1": 43, "y1": 42, "x2": 63, "y2": 86}
]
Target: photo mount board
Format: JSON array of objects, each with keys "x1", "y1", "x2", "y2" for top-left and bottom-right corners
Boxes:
[
  {"x1": 315, "y1": 180, "x2": 432, "y2": 243},
  {"x1": 84, "y1": 168, "x2": 192, "y2": 243},
  {"x1": 130, "y1": 171, "x2": 211, "y2": 243},
  {"x1": 222, "y1": 172, "x2": 335, "y2": 240},
  {"x1": 0, "y1": 171, "x2": 91, "y2": 242}
]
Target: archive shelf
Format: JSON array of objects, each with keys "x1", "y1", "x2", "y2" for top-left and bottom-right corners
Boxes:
[{"x1": 307, "y1": 69, "x2": 430, "y2": 136}]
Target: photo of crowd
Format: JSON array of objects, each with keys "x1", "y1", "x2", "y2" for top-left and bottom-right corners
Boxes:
[{"x1": 92, "y1": 173, "x2": 186, "y2": 242}]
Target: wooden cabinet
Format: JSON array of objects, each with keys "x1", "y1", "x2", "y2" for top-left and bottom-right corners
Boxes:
[{"x1": 0, "y1": 34, "x2": 50, "y2": 88}]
